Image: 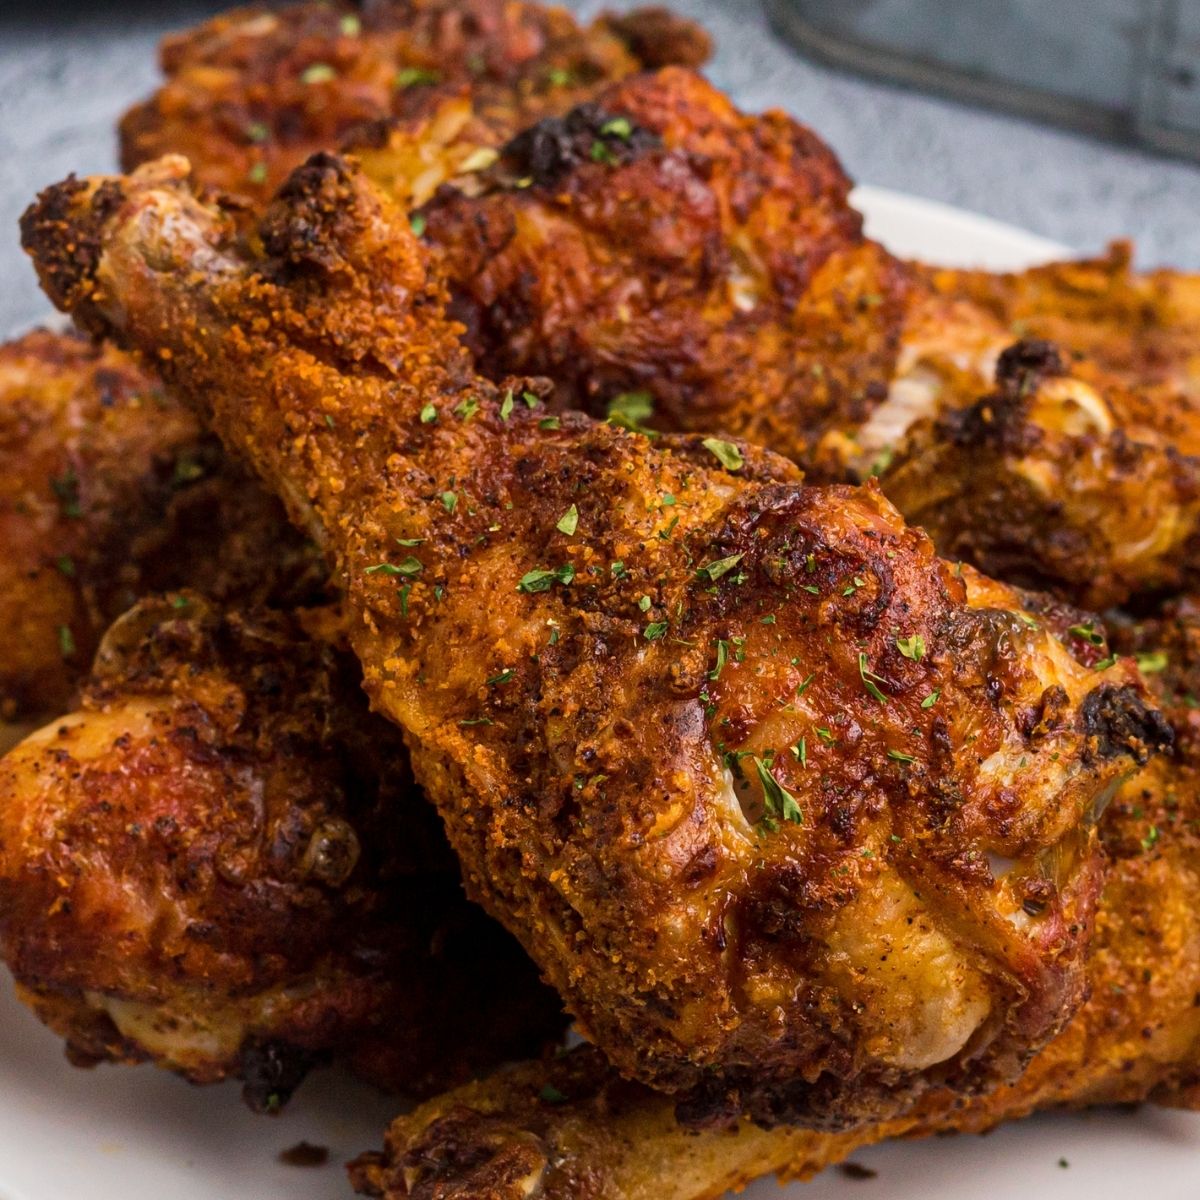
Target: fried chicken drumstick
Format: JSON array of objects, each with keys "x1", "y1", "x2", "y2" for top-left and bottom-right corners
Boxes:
[
  {"x1": 22, "y1": 154, "x2": 1168, "y2": 1130},
  {"x1": 378, "y1": 67, "x2": 1200, "y2": 609},
  {"x1": 0, "y1": 328, "x2": 324, "y2": 726},
  {"x1": 0, "y1": 593, "x2": 564, "y2": 1108},
  {"x1": 119, "y1": 0, "x2": 710, "y2": 203},
  {"x1": 352, "y1": 590, "x2": 1200, "y2": 1198}
]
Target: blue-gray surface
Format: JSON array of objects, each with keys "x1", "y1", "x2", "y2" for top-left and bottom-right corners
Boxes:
[{"x1": 4, "y1": 0, "x2": 1200, "y2": 333}]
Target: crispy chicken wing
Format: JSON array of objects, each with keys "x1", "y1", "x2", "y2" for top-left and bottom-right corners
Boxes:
[
  {"x1": 352, "y1": 590, "x2": 1200, "y2": 1198},
  {"x1": 0, "y1": 328, "x2": 323, "y2": 724},
  {"x1": 390, "y1": 68, "x2": 1200, "y2": 607},
  {"x1": 119, "y1": 0, "x2": 710, "y2": 203},
  {"x1": 0, "y1": 593, "x2": 563, "y2": 1108},
  {"x1": 22, "y1": 155, "x2": 1169, "y2": 1130}
]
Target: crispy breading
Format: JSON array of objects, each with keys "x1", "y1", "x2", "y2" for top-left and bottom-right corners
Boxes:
[
  {"x1": 0, "y1": 329, "x2": 324, "y2": 723},
  {"x1": 389, "y1": 69, "x2": 1200, "y2": 607},
  {"x1": 351, "y1": 589, "x2": 1200, "y2": 1199},
  {"x1": 21, "y1": 155, "x2": 1170, "y2": 1130},
  {"x1": 0, "y1": 594, "x2": 564, "y2": 1107},
  {"x1": 119, "y1": 0, "x2": 710, "y2": 203}
]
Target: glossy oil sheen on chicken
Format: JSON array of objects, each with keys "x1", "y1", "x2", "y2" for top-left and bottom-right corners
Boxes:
[
  {"x1": 0, "y1": 594, "x2": 564, "y2": 1107},
  {"x1": 21, "y1": 154, "x2": 1169, "y2": 1130}
]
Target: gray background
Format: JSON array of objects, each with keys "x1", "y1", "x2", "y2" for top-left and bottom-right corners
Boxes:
[{"x1": 4, "y1": 0, "x2": 1200, "y2": 332}]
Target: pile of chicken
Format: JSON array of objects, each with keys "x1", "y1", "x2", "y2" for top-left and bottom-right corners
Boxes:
[{"x1": 2, "y1": 1, "x2": 1198, "y2": 1196}]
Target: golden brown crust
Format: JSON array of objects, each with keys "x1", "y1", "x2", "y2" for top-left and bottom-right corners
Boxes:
[
  {"x1": 119, "y1": 0, "x2": 710, "y2": 204},
  {"x1": 0, "y1": 594, "x2": 564, "y2": 1106},
  {"x1": 0, "y1": 328, "x2": 324, "y2": 722},
  {"x1": 21, "y1": 154, "x2": 1171, "y2": 1129},
  {"x1": 351, "y1": 596, "x2": 1200, "y2": 1199}
]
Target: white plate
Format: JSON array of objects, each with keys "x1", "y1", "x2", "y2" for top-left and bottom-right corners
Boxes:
[{"x1": 1, "y1": 188, "x2": 1196, "y2": 1200}]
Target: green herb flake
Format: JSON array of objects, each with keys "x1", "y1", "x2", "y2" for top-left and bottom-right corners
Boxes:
[
  {"x1": 887, "y1": 748, "x2": 916, "y2": 764},
  {"x1": 600, "y1": 116, "x2": 633, "y2": 139},
  {"x1": 1068, "y1": 622, "x2": 1105, "y2": 647},
  {"x1": 364, "y1": 556, "x2": 423, "y2": 579},
  {"x1": 1094, "y1": 653, "x2": 1119, "y2": 671},
  {"x1": 610, "y1": 560, "x2": 627, "y2": 579},
  {"x1": 409, "y1": 213, "x2": 427, "y2": 238},
  {"x1": 644, "y1": 621, "x2": 669, "y2": 641},
  {"x1": 538, "y1": 416, "x2": 561, "y2": 430},
  {"x1": 697, "y1": 552, "x2": 745, "y2": 583},
  {"x1": 921, "y1": 688, "x2": 941, "y2": 709},
  {"x1": 420, "y1": 402, "x2": 438, "y2": 424},
  {"x1": 796, "y1": 672, "x2": 815, "y2": 697},
  {"x1": 440, "y1": 490, "x2": 458, "y2": 513},
  {"x1": 50, "y1": 467, "x2": 82, "y2": 517},
  {"x1": 606, "y1": 391, "x2": 655, "y2": 433},
  {"x1": 791, "y1": 738, "x2": 807, "y2": 768},
  {"x1": 858, "y1": 652, "x2": 889, "y2": 704},
  {"x1": 247, "y1": 161, "x2": 268, "y2": 185},
  {"x1": 458, "y1": 716, "x2": 494, "y2": 727},
  {"x1": 170, "y1": 594, "x2": 190, "y2": 609},
  {"x1": 246, "y1": 121, "x2": 270, "y2": 143},
  {"x1": 517, "y1": 563, "x2": 576, "y2": 593},
  {"x1": 522, "y1": 391, "x2": 541, "y2": 408},
  {"x1": 896, "y1": 633, "x2": 925, "y2": 662},
  {"x1": 1135, "y1": 649, "x2": 1168, "y2": 674},
  {"x1": 702, "y1": 437, "x2": 744, "y2": 471},
  {"x1": 556, "y1": 504, "x2": 579, "y2": 535},
  {"x1": 54, "y1": 555, "x2": 75, "y2": 578},
  {"x1": 57, "y1": 624, "x2": 75, "y2": 658},
  {"x1": 339, "y1": 13, "x2": 361, "y2": 35},
  {"x1": 709, "y1": 639, "x2": 729, "y2": 681},
  {"x1": 638, "y1": 595, "x2": 652, "y2": 612},
  {"x1": 301, "y1": 62, "x2": 337, "y2": 84},
  {"x1": 539, "y1": 1084, "x2": 567, "y2": 1105},
  {"x1": 753, "y1": 756, "x2": 803, "y2": 825},
  {"x1": 1142, "y1": 824, "x2": 1161, "y2": 852},
  {"x1": 454, "y1": 396, "x2": 480, "y2": 422},
  {"x1": 395, "y1": 66, "x2": 441, "y2": 89},
  {"x1": 816, "y1": 727, "x2": 835, "y2": 742},
  {"x1": 395, "y1": 537, "x2": 424, "y2": 547},
  {"x1": 499, "y1": 390, "x2": 515, "y2": 421},
  {"x1": 590, "y1": 139, "x2": 616, "y2": 164},
  {"x1": 486, "y1": 668, "x2": 515, "y2": 687}
]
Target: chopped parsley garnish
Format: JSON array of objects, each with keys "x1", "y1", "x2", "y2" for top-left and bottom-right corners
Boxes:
[
  {"x1": 868, "y1": 444, "x2": 894, "y2": 477},
  {"x1": 522, "y1": 391, "x2": 541, "y2": 408},
  {"x1": 394, "y1": 66, "x2": 442, "y2": 88},
  {"x1": 796, "y1": 672, "x2": 815, "y2": 697},
  {"x1": 816, "y1": 727, "x2": 835, "y2": 742},
  {"x1": 486, "y1": 668, "x2": 515, "y2": 686},
  {"x1": 247, "y1": 162, "x2": 268, "y2": 185},
  {"x1": 702, "y1": 437, "x2": 744, "y2": 471},
  {"x1": 500, "y1": 390, "x2": 515, "y2": 421},
  {"x1": 365, "y1": 556, "x2": 423, "y2": 579},
  {"x1": 896, "y1": 633, "x2": 925, "y2": 661},
  {"x1": 1142, "y1": 824, "x2": 1161, "y2": 851},
  {"x1": 440, "y1": 491, "x2": 458, "y2": 513},
  {"x1": 791, "y1": 738, "x2": 807, "y2": 767},
  {"x1": 51, "y1": 467, "x2": 81, "y2": 517},
  {"x1": 539, "y1": 1084, "x2": 567, "y2": 1104},
  {"x1": 606, "y1": 391, "x2": 655, "y2": 433},
  {"x1": 1135, "y1": 649, "x2": 1168, "y2": 674},
  {"x1": 57, "y1": 624, "x2": 75, "y2": 657},
  {"x1": 301, "y1": 63, "x2": 337, "y2": 84},
  {"x1": 395, "y1": 537, "x2": 424, "y2": 547},
  {"x1": 638, "y1": 595, "x2": 652, "y2": 612},
  {"x1": 54, "y1": 555, "x2": 75, "y2": 578},
  {"x1": 858, "y1": 652, "x2": 889, "y2": 704},
  {"x1": 696, "y1": 552, "x2": 744, "y2": 583},
  {"x1": 887, "y1": 748, "x2": 916, "y2": 764},
  {"x1": 1068, "y1": 622, "x2": 1105, "y2": 646},
  {"x1": 1093, "y1": 653, "x2": 1119, "y2": 671},
  {"x1": 709, "y1": 639, "x2": 729, "y2": 680},
  {"x1": 339, "y1": 13, "x2": 361, "y2": 36},
  {"x1": 419, "y1": 402, "x2": 438, "y2": 423},
  {"x1": 410, "y1": 213, "x2": 427, "y2": 237},
  {"x1": 921, "y1": 688, "x2": 941, "y2": 709},
  {"x1": 454, "y1": 396, "x2": 480, "y2": 421},
  {"x1": 600, "y1": 116, "x2": 633, "y2": 139},
  {"x1": 610, "y1": 560, "x2": 627, "y2": 579},
  {"x1": 458, "y1": 716, "x2": 494, "y2": 727},
  {"x1": 590, "y1": 139, "x2": 616, "y2": 164},
  {"x1": 556, "y1": 504, "x2": 579, "y2": 535},
  {"x1": 753, "y1": 756, "x2": 802, "y2": 825},
  {"x1": 517, "y1": 563, "x2": 576, "y2": 593},
  {"x1": 399, "y1": 584, "x2": 412, "y2": 618},
  {"x1": 539, "y1": 416, "x2": 561, "y2": 430},
  {"x1": 644, "y1": 621, "x2": 669, "y2": 641},
  {"x1": 246, "y1": 121, "x2": 269, "y2": 143}
]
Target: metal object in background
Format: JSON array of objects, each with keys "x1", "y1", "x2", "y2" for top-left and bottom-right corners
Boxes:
[{"x1": 764, "y1": 0, "x2": 1200, "y2": 161}]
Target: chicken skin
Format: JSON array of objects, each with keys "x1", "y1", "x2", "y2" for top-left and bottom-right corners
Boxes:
[
  {"x1": 22, "y1": 155, "x2": 1169, "y2": 1130},
  {"x1": 0, "y1": 592, "x2": 564, "y2": 1108},
  {"x1": 352, "y1": 589, "x2": 1200, "y2": 1199},
  {"x1": 119, "y1": 0, "x2": 710, "y2": 203},
  {"x1": 0, "y1": 328, "x2": 323, "y2": 725},
  {"x1": 389, "y1": 68, "x2": 1200, "y2": 607}
]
